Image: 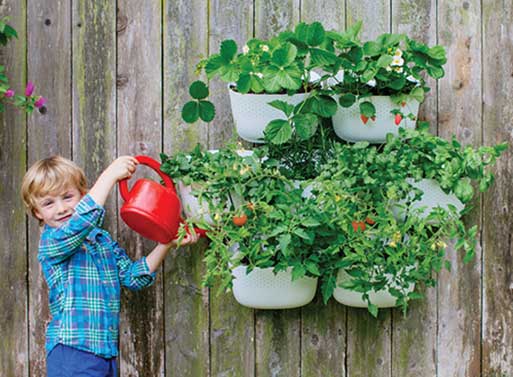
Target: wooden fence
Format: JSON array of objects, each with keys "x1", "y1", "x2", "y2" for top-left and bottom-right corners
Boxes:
[{"x1": 0, "y1": 0, "x2": 512, "y2": 376}]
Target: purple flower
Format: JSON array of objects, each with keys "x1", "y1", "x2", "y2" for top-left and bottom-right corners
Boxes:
[
  {"x1": 25, "y1": 81, "x2": 35, "y2": 96},
  {"x1": 4, "y1": 89, "x2": 15, "y2": 98},
  {"x1": 34, "y1": 96, "x2": 46, "y2": 108}
]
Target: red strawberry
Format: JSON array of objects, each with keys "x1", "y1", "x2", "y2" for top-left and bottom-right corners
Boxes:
[
  {"x1": 401, "y1": 101, "x2": 406, "y2": 107},
  {"x1": 394, "y1": 113, "x2": 402, "y2": 126},
  {"x1": 360, "y1": 114, "x2": 369, "y2": 124},
  {"x1": 233, "y1": 214, "x2": 247, "y2": 226},
  {"x1": 365, "y1": 217, "x2": 375, "y2": 225},
  {"x1": 371, "y1": 116, "x2": 376, "y2": 122}
]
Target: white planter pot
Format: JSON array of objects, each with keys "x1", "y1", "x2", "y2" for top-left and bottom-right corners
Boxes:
[
  {"x1": 332, "y1": 96, "x2": 420, "y2": 143},
  {"x1": 393, "y1": 178, "x2": 465, "y2": 221},
  {"x1": 231, "y1": 266, "x2": 318, "y2": 309},
  {"x1": 333, "y1": 268, "x2": 415, "y2": 308},
  {"x1": 229, "y1": 89, "x2": 309, "y2": 143}
]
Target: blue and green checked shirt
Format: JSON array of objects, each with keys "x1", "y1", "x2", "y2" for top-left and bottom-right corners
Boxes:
[{"x1": 38, "y1": 194, "x2": 156, "y2": 358}]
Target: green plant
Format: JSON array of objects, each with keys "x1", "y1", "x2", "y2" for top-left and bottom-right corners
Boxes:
[
  {"x1": 0, "y1": 18, "x2": 45, "y2": 114},
  {"x1": 330, "y1": 31, "x2": 447, "y2": 123},
  {"x1": 181, "y1": 21, "x2": 364, "y2": 144},
  {"x1": 383, "y1": 122, "x2": 508, "y2": 203},
  {"x1": 312, "y1": 142, "x2": 479, "y2": 316}
]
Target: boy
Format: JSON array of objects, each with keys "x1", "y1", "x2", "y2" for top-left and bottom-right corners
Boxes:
[{"x1": 21, "y1": 155, "x2": 199, "y2": 376}]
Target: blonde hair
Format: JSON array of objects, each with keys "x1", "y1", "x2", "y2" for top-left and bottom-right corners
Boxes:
[{"x1": 21, "y1": 156, "x2": 88, "y2": 219}]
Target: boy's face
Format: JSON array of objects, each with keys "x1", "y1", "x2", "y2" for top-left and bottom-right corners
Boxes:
[{"x1": 34, "y1": 186, "x2": 83, "y2": 228}]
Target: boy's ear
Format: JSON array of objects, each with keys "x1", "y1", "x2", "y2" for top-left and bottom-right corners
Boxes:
[{"x1": 33, "y1": 208, "x2": 43, "y2": 221}]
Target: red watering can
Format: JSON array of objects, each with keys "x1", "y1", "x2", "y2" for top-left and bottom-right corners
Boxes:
[{"x1": 119, "y1": 155, "x2": 206, "y2": 243}]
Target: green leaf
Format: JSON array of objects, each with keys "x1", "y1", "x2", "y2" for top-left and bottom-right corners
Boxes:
[
  {"x1": 363, "y1": 41, "x2": 382, "y2": 56},
  {"x1": 293, "y1": 227, "x2": 311, "y2": 240},
  {"x1": 361, "y1": 67, "x2": 377, "y2": 83},
  {"x1": 294, "y1": 22, "x2": 309, "y2": 43},
  {"x1": 182, "y1": 101, "x2": 199, "y2": 123},
  {"x1": 294, "y1": 113, "x2": 318, "y2": 140},
  {"x1": 278, "y1": 234, "x2": 291, "y2": 254},
  {"x1": 307, "y1": 22, "x2": 325, "y2": 46},
  {"x1": 305, "y1": 261, "x2": 321, "y2": 276},
  {"x1": 359, "y1": 101, "x2": 376, "y2": 117},
  {"x1": 262, "y1": 66, "x2": 282, "y2": 92},
  {"x1": 272, "y1": 43, "x2": 298, "y2": 67},
  {"x1": 310, "y1": 48, "x2": 338, "y2": 66},
  {"x1": 189, "y1": 80, "x2": 209, "y2": 100},
  {"x1": 220, "y1": 39, "x2": 237, "y2": 62},
  {"x1": 205, "y1": 55, "x2": 225, "y2": 79},
  {"x1": 377, "y1": 54, "x2": 393, "y2": 68},
  {"x1": 264, "y1": 119, "x2": 292, "y2": 144},
  {"x1": 445, "y1": 260, "x2": 452, "y2": 272},
  {"x1": 302, "y1": 218, "x2": 321, "y2": 227},
  {"x1": 277, "y1": 66, "x2": 303, "y2": 90},
  {"x1": 338, "y1": 93, "x2": 356, "y2": 108},
  {"x1": 368, "y1": 303, "x2": 379, "y2": 318},
  {"x1": 388, "y1": 77, "x2": 406, "y2": 90},
  {"x1": 268, "y1": 100, "x2": 294, "y2": 117},
  {"x1": 236, "y1": 74, "x2": 251, "y2": 94},
  {"x1": 428, "y1": 45, "x2": 446, "y2": 60},
  {"x1": 427, "y1": 65, "x2": 445, "y2": 79},
  {"x1": 310, "y1": 95, "x2": 337, "y2": 117},
  {"x1": 198, "y1": 101, "x2": 215, "y2": 122},
  {"x1": 291, "y1": 264, "x2": 307, "y2": 280},
  {"x1": 454, "y1": 178, "x2": 474, "y2": 202},
  {"x1": 409, "y1": 86, "x2": 425, "y2": 102}
]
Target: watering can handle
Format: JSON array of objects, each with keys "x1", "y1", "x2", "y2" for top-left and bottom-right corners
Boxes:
[{"x1": 119, "y1": 155, "x2": 177, "y2": 202}]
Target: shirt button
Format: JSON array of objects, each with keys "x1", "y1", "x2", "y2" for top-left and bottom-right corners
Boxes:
[{"x1": 109, "y1": 326, "x2": 115, "y2": 332}]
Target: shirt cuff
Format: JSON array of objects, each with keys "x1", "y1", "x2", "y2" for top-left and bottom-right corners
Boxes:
[{"x1": 133, "y1": 257, "x2": 157, "y2": 278}]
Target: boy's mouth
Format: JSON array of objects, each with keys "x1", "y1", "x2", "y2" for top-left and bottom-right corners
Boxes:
[{"x1": 57, "y1": 214, "x2": 72, "y2": 222}]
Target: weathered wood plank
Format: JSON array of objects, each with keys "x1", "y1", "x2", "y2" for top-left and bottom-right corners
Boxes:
[
  {"x1": 298, "y1": 7, "x2": 347, "y2": 377},
  {"x1": 0, "y1": 2, "x2": 28, "y2": 376},
  {"x1": 253, "y1": 4, "x2": 303, "y2": 376},
  {"x1": 26, "y1": 0, "x2": 72, "y2": 375},
  {"x1": 482, "y1": 1, "x2": 513, "y2": 375},
  {"x1": 390, "y1": 1, "x2": 438, "y2": 376},
  {"x1": 208, "y1": 1, "x2": 255, "y2": 376},
  {"x1": 116, "y1": 1, "x2": 164, "y2": 376},
  {"x1": 255, "y1": 0, "x2": 299, "y2": 39},
  {"x1": 346, "y1": 0, "x2": 390, "y2": 41},
  {"x1": 163, "y1": 1, "x2": 211, "y2": 376},
  {"x1": 437, "y1": 1, "x2": 483, "y2": 376},
  {"x1": 301, "y1": 0, "x2": 345, "y2": 31},
  {"x1": 345, "y1": 2, "x2": 392, "y2": 376},
  {"x1": 301, "y1": 295, "x2": 347, "y2": 377}
]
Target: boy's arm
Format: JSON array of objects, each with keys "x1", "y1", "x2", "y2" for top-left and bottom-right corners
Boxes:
[
  {"x1": 114, "y1": 233, "x2": 200, "y2": 291},
  {"x1": 38, "y1": 194, "x2": 104, "y2": 265},
  {"x1": 88, "y1": 156, "x2": 138, "y2": 206}
]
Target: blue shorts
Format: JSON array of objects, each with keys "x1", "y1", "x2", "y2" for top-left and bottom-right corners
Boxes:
[{"x1": 47, "y1": 344, "x2": 117, "y2": 377}]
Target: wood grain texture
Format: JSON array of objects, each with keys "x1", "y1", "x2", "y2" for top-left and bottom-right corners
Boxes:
[
  {"x1": 25, "y1": 0, "x2": 72, "y2": 375},
  {"x1": 163, "y1": 1, "x2": 211, "y2": 376},
  {"x1": 345, "y1": 2, "x2": 392, "y2": 376},
  {"x1": 482, "y1": 1, "x2": 513, "y2": 375},
  {"x1": 437, "y1": 1, "x2": 483, "y2": 376},
  {"x1": 255, "y1": 0, "x2": 300, "y2": 39},
  {"x1": 298, "y1": 5, "x2": 346, "y2": 377},
  {"x1": 208, "y1": 1, "x2": 256, "y2": 376},
  {"x1": 0, "y1": 1, "x2": 28, "y2": 376},
  {"x1": 390, "y1": 1, "x2": 438, "y2": 376},
  {"x1": 301, "y1": 0, "x2": 345, "y2": 30},
  {"x1": 301, "y1": 295, "x2": 347, "y2": 377},
  {"x1": 116, "y1": 1, "x2": 164, "y2": 376}
]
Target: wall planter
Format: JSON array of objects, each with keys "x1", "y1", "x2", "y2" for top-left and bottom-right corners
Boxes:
[
  {"x1": 231, "y1": 266, "x2": 318, "y2": 309},
  {"x1": 393, "y1": 178, "x2": 465, "y2": 222},
  {"x1": 332, "y1": 96, "x2": 419, "y2": 143},
  {"x1": 332, "y1": 268, "x2": 415, "y2": 308}
]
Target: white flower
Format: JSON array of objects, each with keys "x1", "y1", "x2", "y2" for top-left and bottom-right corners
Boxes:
[
  {"x1": 366, "y1": 79, "x2": 377, "y2": 87},
  {"x1": 256, "y1": 72, "x2": 264, "y2": 79},
  {"x1": 386, "y1": 66, "x2": 392, "y2": 72},
  {"x1": 394, "y1": 66, "x2": 404, "y2": 73},
  {"x1": 406, "y1": 75, "x2": 420, "y2": 83},
  {"x1": 394, "y1": 48, "x2": 403, "y2": 57},
  {"x1": 261, "y1": 44, "x2": 269, "y2": 52},
  {"x1": 391, "y1": 56, "x2": 404, "y2": 67},
  {"x1": 242, "y1": 45, "x2": 249, "y2": 54}
]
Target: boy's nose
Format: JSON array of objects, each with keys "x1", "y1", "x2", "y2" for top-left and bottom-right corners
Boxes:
[{"x1": 56, "y1": 200, "x2": 67, "y2": 213}]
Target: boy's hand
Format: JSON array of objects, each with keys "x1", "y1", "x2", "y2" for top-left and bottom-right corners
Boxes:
[
  {"x1": 162, "y1": 230, "x2": 201, "y2": 249},
  {"x1": 103, "y1": 156, "x2": 139, "y2": 183}
]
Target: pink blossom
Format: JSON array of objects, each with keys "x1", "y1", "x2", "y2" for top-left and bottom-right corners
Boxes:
[
  {"x1": 34, "y1": 96, "x2": 46, "y2": 108},
  {"x1": 25, "y1": 81, "x2": 35, "y2": 96},
  {"x1": 4, "y1": 89, "x2": 15, "y2": 98}
]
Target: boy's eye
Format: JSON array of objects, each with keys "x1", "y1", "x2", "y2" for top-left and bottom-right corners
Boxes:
[{"x1": 42, "y1": 201, "x2": 53, "y2": 207}]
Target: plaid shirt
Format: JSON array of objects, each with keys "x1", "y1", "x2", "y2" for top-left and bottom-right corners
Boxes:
[{"x1": 38, "y1": 194, "x2": 156, "y2": 358}]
